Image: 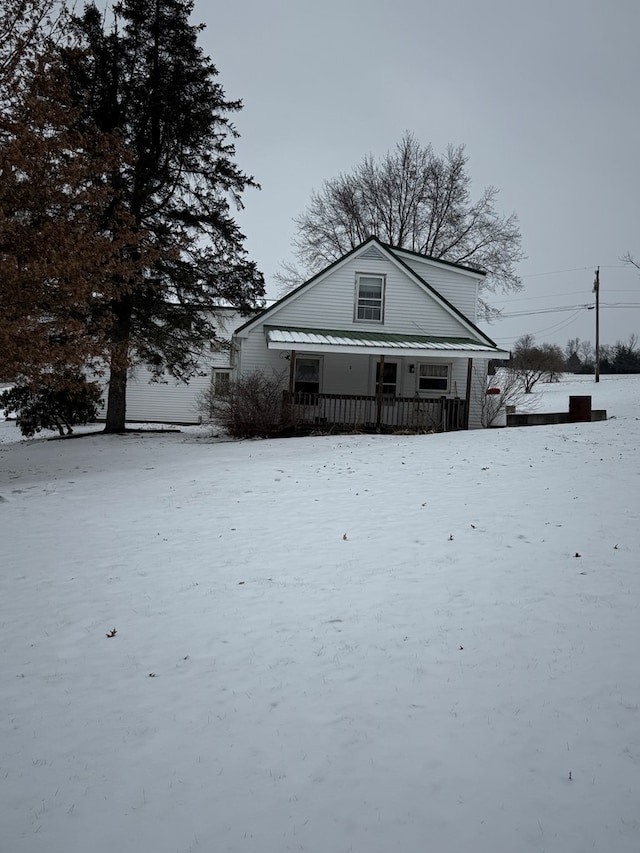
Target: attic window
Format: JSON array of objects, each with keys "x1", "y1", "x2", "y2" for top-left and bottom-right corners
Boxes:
[{"x1": 355, "y1": 274, "x2": 385, "y2": 322}]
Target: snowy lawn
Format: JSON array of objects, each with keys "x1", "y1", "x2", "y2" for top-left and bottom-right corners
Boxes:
[{"x1": 2, "y1": 375, "x2": 640, "y2": 853}]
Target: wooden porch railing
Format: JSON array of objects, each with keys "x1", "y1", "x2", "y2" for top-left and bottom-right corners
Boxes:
[{"x1": 284, "y1": 392, "x2": 467, "y2": 432}]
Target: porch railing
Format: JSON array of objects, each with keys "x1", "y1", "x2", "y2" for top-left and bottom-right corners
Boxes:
[{"x1": 285, "y1": 392, "x2": 467, "y2": 432}]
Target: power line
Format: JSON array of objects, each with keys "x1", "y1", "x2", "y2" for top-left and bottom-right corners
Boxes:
[
  {"x1": 492, "y1": 309, "x2": 585, "y2": 343},
  {"x1": 498, "y1": 304, "x2": 591, "y2": 318},
  {"x1": 491, "y1": 287, "x2": 640, "y2": 305},
  {"x1": 520, "y1": 266, "x2": 595, "y2": 279},
  {"x1": 519, "y1": 263, "x2": 628, "y2": 279}
]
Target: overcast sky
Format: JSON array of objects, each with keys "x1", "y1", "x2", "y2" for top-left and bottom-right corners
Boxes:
[{"x1": 193, "y1": 0, "x2": 639, "y2": 350}]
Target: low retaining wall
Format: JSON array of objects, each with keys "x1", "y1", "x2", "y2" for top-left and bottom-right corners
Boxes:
[
  {"x1": 507, "y1": 395, "x2": 606, "y2": 427},
  {"x1": 507, "y1": 410, "x2": 607, "y2": 428}
]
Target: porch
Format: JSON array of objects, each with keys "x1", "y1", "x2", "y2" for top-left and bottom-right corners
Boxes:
[
  {"x1": 285, "y1": 391, "x2": 467, "y2": 433},
  {"x1": 260, "y1": 325, "x2": 510, "y2": 432}
]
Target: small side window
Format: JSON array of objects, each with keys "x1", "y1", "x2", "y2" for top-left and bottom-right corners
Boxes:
[{"x1": 213, "y1": 370, "x2": 231, "y2": 396}]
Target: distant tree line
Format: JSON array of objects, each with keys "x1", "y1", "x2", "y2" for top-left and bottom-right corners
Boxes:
[
  {"x1": 488, "y1": 333, "x2": 640, "y2": 395},
  {"x1": 564, "y1": 335, "x2": 640, "y2": 375}
]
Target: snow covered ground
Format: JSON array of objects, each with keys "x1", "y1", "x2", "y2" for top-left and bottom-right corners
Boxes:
[{"x1": 1, "y1": 374, "x2": 639, "y2": 853}]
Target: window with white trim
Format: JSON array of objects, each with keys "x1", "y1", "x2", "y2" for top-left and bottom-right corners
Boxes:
[
  {"x1": 418, "y1": 363, "x2": 450, "y2": 392},
  {"x1": 355, "y1": 274, "x2": 385, "y2": 322}
]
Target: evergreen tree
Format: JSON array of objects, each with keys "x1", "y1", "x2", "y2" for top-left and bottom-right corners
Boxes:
[
  {"x1": 63, "y1": 0, "x2": 264, "y2": 430},
  {"x1": 0, "y1": 1, "x2": 135, "y2": 383}
]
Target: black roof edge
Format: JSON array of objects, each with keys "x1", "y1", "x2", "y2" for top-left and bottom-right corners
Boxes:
[{"x1": 385, "y1": 241, "x2": 487, "y2": 275}]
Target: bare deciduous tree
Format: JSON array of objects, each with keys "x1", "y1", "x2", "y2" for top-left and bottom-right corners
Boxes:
[
  {"x1": 277, "y1": 133, "x2": 524, "y2": 317},
  {"x1": 578, "y1": 339, "x2": 594, "y2": 366},
  {"x1": 511, "y1": 336, "x2": 565, "y2": 393}
]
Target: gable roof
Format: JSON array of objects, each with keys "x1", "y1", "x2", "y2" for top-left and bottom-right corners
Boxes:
[{"x1": 234, "y1": 236, "x2": 497, "y2": 348}]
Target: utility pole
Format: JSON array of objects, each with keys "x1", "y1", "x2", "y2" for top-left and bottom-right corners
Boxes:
[{"x1": 593, "y1": 267, "x2": 600, "y2": 383}]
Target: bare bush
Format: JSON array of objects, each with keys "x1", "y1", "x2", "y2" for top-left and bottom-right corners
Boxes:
[
  {"x1": 199, "y1": 370, "x2": 290, "y2": 438},
  {"x1": 476, "y1": 366, "x2": 527, "y2": 427}
]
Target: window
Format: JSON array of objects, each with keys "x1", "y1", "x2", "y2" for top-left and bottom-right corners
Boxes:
[
  {"x1": 213, "y1": 370, "x2": 231, "y2": 396},
  {"x1": 355, "y1": 274, "x2": 385, "y2": 322},
  {"x1": 294, "y1": 357, "x2": 321, "y2": 395},
  {"x1": 418, "y1": 363, "x2": 450, "y2": 392}
]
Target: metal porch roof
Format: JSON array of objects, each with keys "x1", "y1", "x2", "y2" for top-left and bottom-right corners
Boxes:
[{"x1": 265, "y1": 326, "x2": 509, "y2": 359}]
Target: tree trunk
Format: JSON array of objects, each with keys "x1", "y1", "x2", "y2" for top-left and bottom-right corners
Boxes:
[
  {"x1": 104, "y1": 298, "x2": 132, "y2": 433},
  {"x1": 104, "y1": 348, "x2": 128, "y2": 432}
]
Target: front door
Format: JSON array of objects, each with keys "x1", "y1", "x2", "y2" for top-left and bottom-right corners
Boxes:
[{"x1": 375, "y1": 359, "x2": 398, "y2": 399}]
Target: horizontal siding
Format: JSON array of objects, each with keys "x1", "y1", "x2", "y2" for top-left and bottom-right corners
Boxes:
[
  {"x1": 96, "y1": 358, "x2": 220, "y2": 425},
  {"x1": 246, "y1": 254, "x2": 473, "y2": 339},
  {"x1": 237, "y1": 333, "x2": 286, "y2": 379},
  {"x1": 394, "y1": 255, "x2": 480, "y2": 321},
  {"x1": 125, "y1": 362, "x2": 214, "y2": 424}
]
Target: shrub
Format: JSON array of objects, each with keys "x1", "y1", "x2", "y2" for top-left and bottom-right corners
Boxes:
[
  {"x1": 475, "y1": 365, "x2": 527, "y2": 427},
  {"x1": 0, "y1": 375, "x2": 102, "y2": 437},
  {"x1": 200, "y1": 370, "x2": 290, "y2": 438}
]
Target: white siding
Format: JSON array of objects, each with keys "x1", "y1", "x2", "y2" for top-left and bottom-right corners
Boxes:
[
  {"x1": 240, "y1": 253, "x2": 475, "y2": 341},
  {"x1": 392, "y1": 252, "x2": 481, "y2": 321},
  {"x1": 123, "y1": 362, "x2": 213, "y2": 424}
]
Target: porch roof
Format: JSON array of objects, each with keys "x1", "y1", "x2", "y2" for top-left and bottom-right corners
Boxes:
[{"x1": 265, "y1": 326, "x2": 509, "y2": 359}]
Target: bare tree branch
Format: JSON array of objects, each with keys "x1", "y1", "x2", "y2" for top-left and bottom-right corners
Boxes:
[{"x1": 279, "y1": 133, "x2": 524, "y2": 315}]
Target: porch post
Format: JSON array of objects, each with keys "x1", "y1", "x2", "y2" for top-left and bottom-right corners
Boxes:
[
  {"x1": 464, "y1": 358, "x2": 473, "y2": 429},
  {"x1": 282, "y1": 350, "x2": 296, "y2": 424},
  {"x1": 376, "y1": 355, "x2": 384, "y2": 431},
  {"x1": 288, "y1": 350, "x2": 296, "y2": 397}
]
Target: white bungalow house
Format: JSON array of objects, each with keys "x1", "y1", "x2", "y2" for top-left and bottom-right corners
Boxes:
[{"x1": 232, "y1": 237, "x2": 509, "y2": 431}]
